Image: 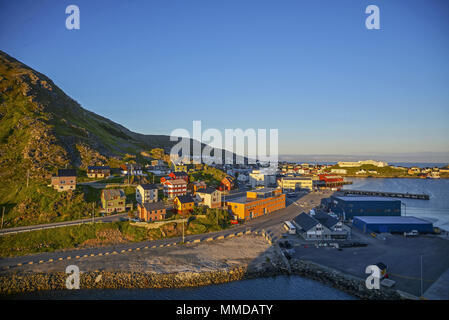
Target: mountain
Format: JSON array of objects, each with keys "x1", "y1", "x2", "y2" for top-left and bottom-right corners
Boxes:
[
  {"x1": 0, "y1": 51, "x2": 229, "y2": 227},
  {"x1": 0, "y1": 50, "x2": 185, "y2": 176}
]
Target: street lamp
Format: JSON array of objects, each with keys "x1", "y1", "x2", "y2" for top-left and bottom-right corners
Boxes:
[{"x1": 401, "y1": 202, "x2": 407, "y2": 216}]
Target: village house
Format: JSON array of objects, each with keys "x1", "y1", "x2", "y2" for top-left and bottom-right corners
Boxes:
[
  {"x1": 136, "y1": 183, "x2": 158, "y2": 204},
  {"x1": 168, "y1": 171, "x2": 189, "y2": 183},
  {"x1": 292, "y1": 212, "x2": 350, "y2": 241},
  {"x1": 87, "y1": 166, "x2": 111, "y2": 179},
  {"x1": 151, "y1": 159, "x2": 165, "y2": 166},
  {"x1": 51, "y1": 169, "x2": 77, "y2": 192},
  {"x1": 138, "y1": 201, "x2": 166, "y2": 222},
  {"x1": 163, "y1": 179, "x2": 187, "y2": 199},
  {"x1": 101, "y1": 189, "x2": 126, "y2": 213},
  {"x1": 196, "y1": 188, "x2": 222, "y2": 209},
  {"x1": 219, "y1": 176, "x2": 235, "y2": 191},
  {"x1": 172, "y1": 163, "x2": 204, "y2": 173},
  {"x1": 173, "y1": 195, "x2": 195, "y2": 215},
  {"x1": 187, "y1": 181, "x2": 207, "y2": 195},
  {"x1": 120, "y1": 164, "x2": 143, "y2": 176}
]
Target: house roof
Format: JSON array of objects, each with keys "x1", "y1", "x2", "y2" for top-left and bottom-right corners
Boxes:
[
  {"x1": 191, "y1": 181, "x2": 207, "y2": 187},
  {"x1": 102, "y1": 189, "x2": 125, "y2": 201},
  {"x1": 142, "y1": 201, "x2": 166, "y2": 211},
  {"x1": 293, "y1": 212, "x2": 319, "y2": 232},
  {"x1": 197, "y1": 187, "x2": 218, "y2": 194},
  {"x1": 222, "y1": 176, "x2": 235, "y2": 184},
  {"x1": 139, "y1": 183, "x2": 158, "y2": 190},
  {"x1": 87, "y1": 166, "x2": 110, "y2": 170},
  {"x1": 175, "y1": 195, "x2": 195, "y2": 203},
  {"x1": 314, "y1": 212, "x2": 339, "y2": 229},
  {"x1": 165, "y1": 179, "x2": 187, "y2": 186},
  {"x1": 172, "y1": 171, "x2": 188, "y2": 176},
  {"x1": 57, "y1": 169, "x2": 77, "y2": 177},
  {"x1": 282, "y1": 176, "x2": 312, "y2": 181}
]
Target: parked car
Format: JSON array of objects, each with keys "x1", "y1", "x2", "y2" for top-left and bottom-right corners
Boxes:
[{"x1": 404, "y1": 230, "x2": 419, "y2": 237}]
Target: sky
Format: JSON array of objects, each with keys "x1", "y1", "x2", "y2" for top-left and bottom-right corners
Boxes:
[{"x1": 1, "y1": 0, "x2": 448, "y2": 159}]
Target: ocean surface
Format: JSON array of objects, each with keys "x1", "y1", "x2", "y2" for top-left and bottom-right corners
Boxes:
[
  {"x1": 6, "y1": 275, "x2": 355, "y2": 300},
  {"x1": 344, "y1": 178, "x2": 449, "y2": 230}
]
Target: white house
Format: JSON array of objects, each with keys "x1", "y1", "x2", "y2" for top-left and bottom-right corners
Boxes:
[{"x1": 136, "y1": 184, "x2": 158, "y2": 204}]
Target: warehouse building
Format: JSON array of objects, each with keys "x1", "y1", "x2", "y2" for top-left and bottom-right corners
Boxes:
[
  {"x1": 353, "y1": 216, "x2": 433, "y2": 234},
  {"x1": 225, "y1": 188, "x2": 285, "y2": 220},
  {"x1": 326, "y1": 196, "x2": 401, "y2": 220}
]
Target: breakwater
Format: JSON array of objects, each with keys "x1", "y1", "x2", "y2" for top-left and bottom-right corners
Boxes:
[{"x1": 0, "y1": 259, "x2": 402, "y2": 300}]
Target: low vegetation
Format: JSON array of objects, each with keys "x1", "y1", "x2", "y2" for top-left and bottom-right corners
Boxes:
[
  {"x1": 0, "y1": 221, "x2": 148, "y2": 257},
  {"x1": 188, "y1": 165, "x2": 226, "y2": 186},
  {"x1": 0, "y1": 208, "x2": 231, "y2": 257}
]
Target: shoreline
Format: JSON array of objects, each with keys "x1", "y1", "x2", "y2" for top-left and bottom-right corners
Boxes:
[
  {"x1": 344, "y1": 175, "x2": 448, "y2": 179},
  {"x1": 0, "y1": 258, "x2": 403, "y2": 300}
]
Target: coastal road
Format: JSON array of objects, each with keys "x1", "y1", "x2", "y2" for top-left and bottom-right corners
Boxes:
[{"x1": 0, "y1": 190, "x2": 332, "y2": 270}]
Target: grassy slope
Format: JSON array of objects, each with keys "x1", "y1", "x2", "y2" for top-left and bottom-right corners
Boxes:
[
  {"x1": 0, "y1": 209, "x2": 230, "y2": 257},
  {"x1": 0, "y1": 51, "x2": 171, "y2": 227}
]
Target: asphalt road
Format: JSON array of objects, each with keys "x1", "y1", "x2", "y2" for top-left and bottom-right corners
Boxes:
[
  {"x1": 0, "y1": 213, "x2": 129, "y2": 236},
  {"x1": 0, "y1": 190, "x2": 331, "y2": 270}
]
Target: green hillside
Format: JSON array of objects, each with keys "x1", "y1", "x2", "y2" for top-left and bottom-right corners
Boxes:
[{"x1": 0, "y1": 51, "x2": 180, "y2": 227}]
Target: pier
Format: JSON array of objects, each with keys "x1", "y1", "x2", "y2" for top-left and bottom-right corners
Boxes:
[{"x1": 340, "y1": 189, "x2": 430, "y2": 200}]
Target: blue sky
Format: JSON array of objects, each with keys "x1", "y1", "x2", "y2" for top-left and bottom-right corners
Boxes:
[{"x1": 1, "y1": 0, "x2": 448, "y2": 157}]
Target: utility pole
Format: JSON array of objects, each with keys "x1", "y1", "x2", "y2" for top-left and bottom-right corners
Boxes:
[
  {"x1": 92, "y1": 202, "x2": 95, "y2": 223},
  {"x1": 1, "y1": 207, "x2": 4, "y2": 229},
  {"x1": 182, "y1": 219, "x2": 185, "y2": 243}
]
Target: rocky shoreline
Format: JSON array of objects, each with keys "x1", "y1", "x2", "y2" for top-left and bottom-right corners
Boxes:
[{"x1": 0, "y1": 258, "x2": 402, "y2": 299}]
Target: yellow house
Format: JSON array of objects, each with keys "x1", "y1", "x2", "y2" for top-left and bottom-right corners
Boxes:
[
  {"x1": 225, "y1": 188, "x2": 285, "y2": 220},
  {"x1": 173, "y1": 195, "x2": 195, "y2": 216}
]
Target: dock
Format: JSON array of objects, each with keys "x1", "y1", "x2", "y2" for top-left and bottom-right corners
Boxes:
[{"x1": 341, "y1": 189, "x2": 430, "y2": 200}]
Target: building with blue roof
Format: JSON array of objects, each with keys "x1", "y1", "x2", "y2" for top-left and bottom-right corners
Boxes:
[
  {"x1": 327, "y1": 195, "x2": 401, "y2": 220},
  {"x1": 353, "y1": 216, "x2": 433, "y2": 234}
]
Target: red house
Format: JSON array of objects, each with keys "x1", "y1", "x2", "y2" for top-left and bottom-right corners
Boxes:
[
  {"x1": 160, "y1": 176, "x2": 171, "y2": 183},
  {"x1": 219, "y1": 176, "x2": 235, "y2": 191}
]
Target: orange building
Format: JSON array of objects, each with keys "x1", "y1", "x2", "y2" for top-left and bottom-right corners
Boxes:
[
  {"x1": 225, "y1": 188, "x2": 285, "y2": 221},
  {"x1": 138, "y1": 202, "x2": 166, "y2": 222}
]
